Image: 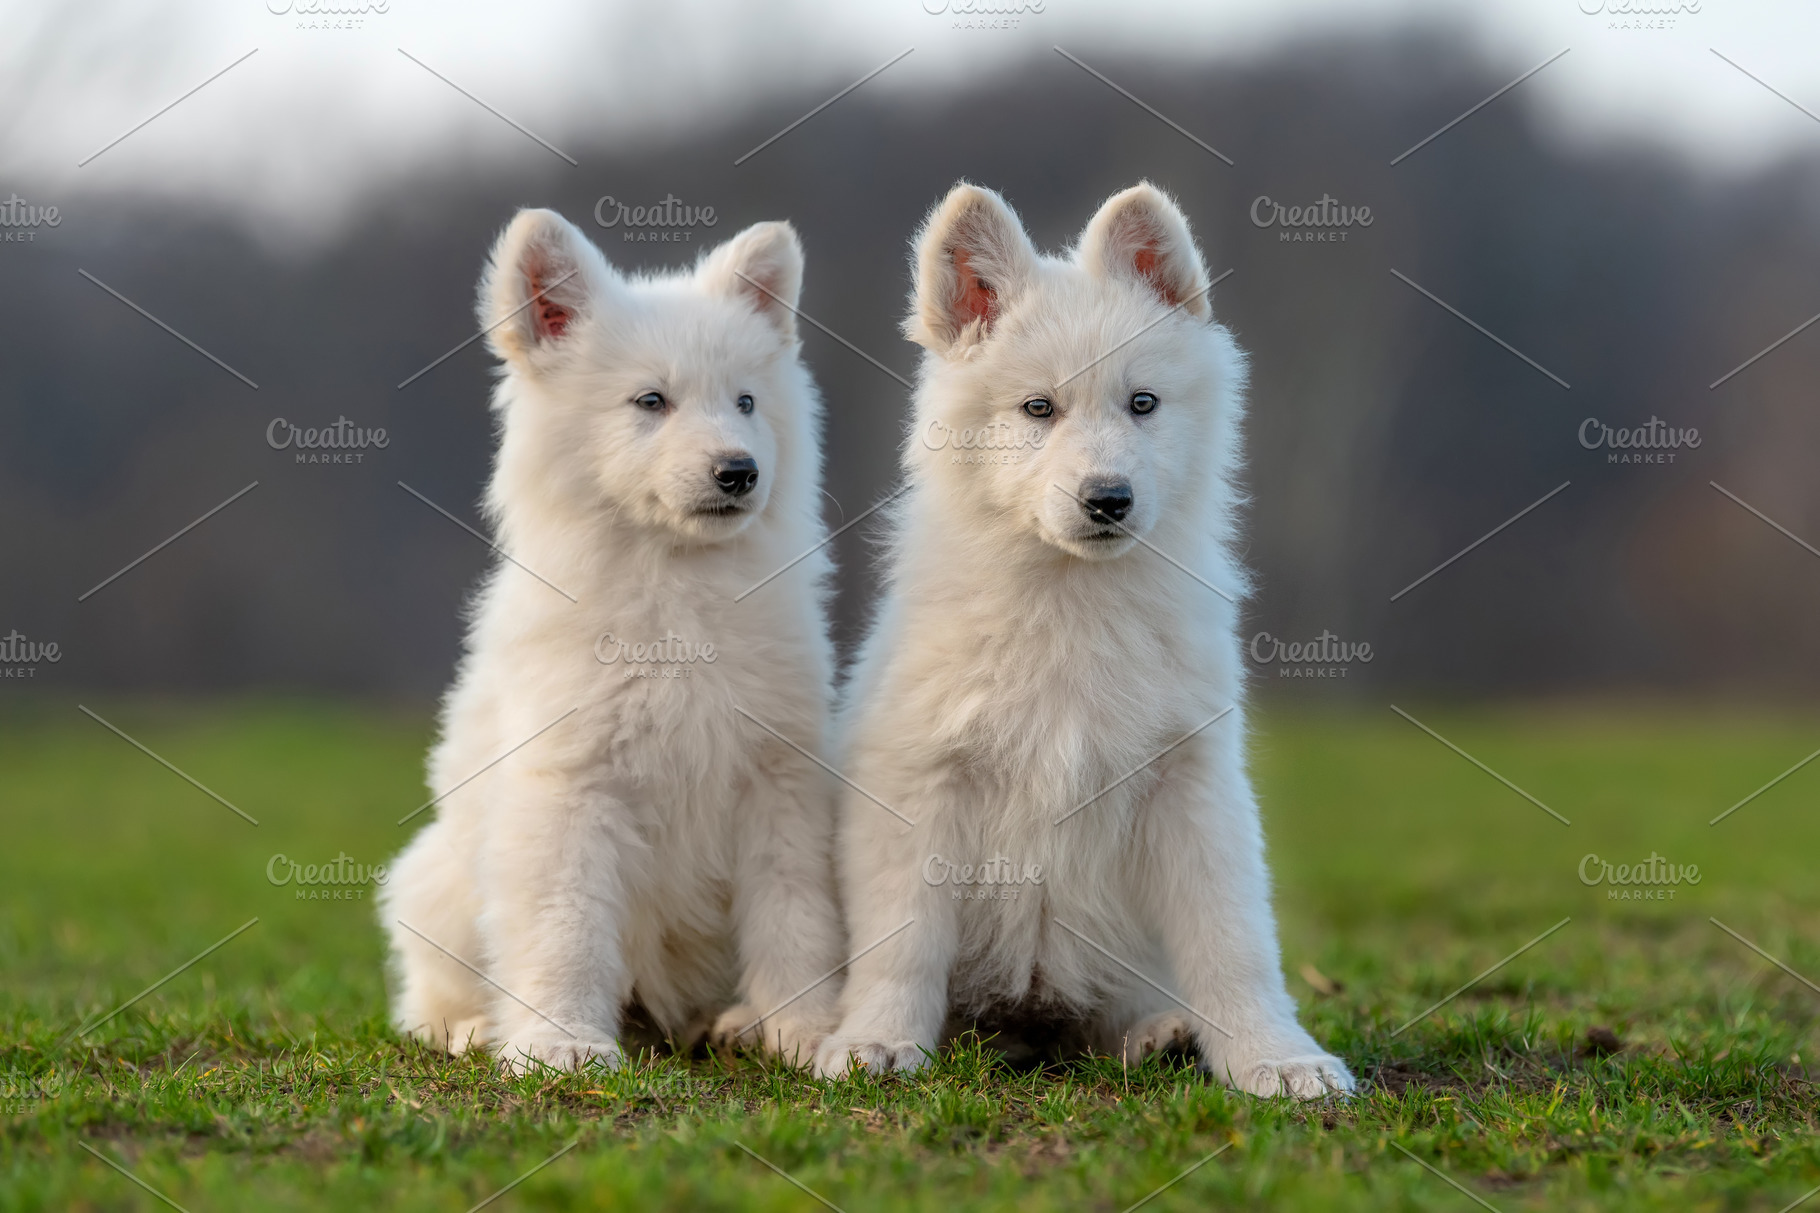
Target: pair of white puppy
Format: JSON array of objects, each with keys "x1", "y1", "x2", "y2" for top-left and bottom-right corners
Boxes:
[{"x1": 379, "y1": 181, "x2": 1354, "y2": 1098}]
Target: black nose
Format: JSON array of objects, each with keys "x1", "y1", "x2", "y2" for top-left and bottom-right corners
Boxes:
[
  {"x1": 712, "y1": 456, "x2": 759, "y2": 497},
  {"x1": 1081, "y1": 480, "x2": 1133, "y2": 524}
]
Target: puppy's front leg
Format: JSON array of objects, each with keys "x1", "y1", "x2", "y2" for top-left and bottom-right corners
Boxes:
[
  {"x1": 812, "y1": 797, "x2": 956, "y2": 1078},
  {"x1": 477, "y1": 771, "x2": 632, "y2": 1073},
  {"x1": 1140, "y1": 742, "x2": 1354, "y2": 1099},
  {"x1": 711, "y1": 746, "x2": 845, "y2": 1066}
]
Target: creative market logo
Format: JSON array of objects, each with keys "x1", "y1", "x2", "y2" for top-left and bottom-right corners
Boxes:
[
  {"x1": 1578, "y1": 417, "x2": 1699, "y2": 465},
  {"x1": 594, "y1": 631, "x2": 718, "y2": 681},
  {"x1": 1, "y1": 194, "x2": 61, "y2": 244},
  {"x1": 594, "y1": 195, "x2": 718, "y2": 244},
  {"x1": 267, "y1": 0, "x2": 388, "y2": 31},
  {"x1": 1250, "y1": 630, "x2": 1373, "y2": 679},
  {"x1": 267, "y1": 417, "x2": 389, "y2": 465},
  {"x1": 923, "y1": 853, "x2": 1045, "y2": 902},
  {"x1": 1579, "y1": 0, "x2": 1699, "y2": 31},
  {"x1": 267, "y1": 852, "x2": 389, "y2": 901},
  {"x1": 1578, "y1": 852, "x2": 1701, "y2": 901},
  {"x1": 1, "y1": 630, "x2": 61, "y2": 679},
  {"x1": 921, "y1": 418, "x2": 1048, "y2": 466},
  {"x1": 1251, "y1": 195, "x2": 1373, "y2": 244},
  {"x1": 922, "y1": 0, "x2": 1044, "y2": 30}
]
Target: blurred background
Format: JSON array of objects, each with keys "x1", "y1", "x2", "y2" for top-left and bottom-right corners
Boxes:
[{"x1": 3, "y1": 0, "x2": 1818, "y2": 701}]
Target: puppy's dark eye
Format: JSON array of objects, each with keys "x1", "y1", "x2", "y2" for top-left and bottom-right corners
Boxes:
[
  {"x1": 736, "y1": 394, "x2": 755, "y2": 415},
  {"x1": 1130, "y1": 391, "x2": 1158, "y2": 415},
  {"x1": 636, "y1": 392, "x2": 666, "y2": 411},
  {"x1": 1023, "y1": 398, "x2": 1054, "y2": 418}
]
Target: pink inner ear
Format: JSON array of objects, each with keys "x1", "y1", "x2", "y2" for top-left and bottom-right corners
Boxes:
[
  {"x1": 1133, "y1": 244, "x2": 1181, "y2": 307},
  {"x1": 739, "y1": 268, "x2": 781, "y2": 315},
  {"x1": 527, "y1": 270, "x2": 572, "y2": 341},
  {"x1": 952, "y1": 248, "x2": 996, "y2": 326}
]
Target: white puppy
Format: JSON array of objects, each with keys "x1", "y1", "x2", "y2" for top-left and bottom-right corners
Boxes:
[
  {"x1": 380, "y1": 208, "x2": 844, "y2": 1071},
  {"x1": 813, "y1": 182, "x2": 1354, "y2": 1098}
]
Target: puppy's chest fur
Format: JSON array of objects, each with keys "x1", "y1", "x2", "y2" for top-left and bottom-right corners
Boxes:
[
  {"x1": 906, "y1": 581, "x2": 1213, "y2": 823},
  {"x1": 467, "y1": 556, "x2": 822, "y2": 852},
  {"x1": 618, "y1": 602, "x2": 814, "y2": 791},
  {"x1": 882, "y1": 579, "x2": 1222, "y2": 1014}
]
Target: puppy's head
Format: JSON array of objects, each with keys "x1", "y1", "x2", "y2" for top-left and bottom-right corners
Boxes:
[
  {"x1": 905, "y1": 182, "x2": 1241, "y2": 561},
  {"x1": 479, "y1": 208, "x2": 807, "y2": 544}
]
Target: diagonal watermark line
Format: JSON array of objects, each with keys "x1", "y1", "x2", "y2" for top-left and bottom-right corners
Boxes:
[
  {"x1": 1049, "y1": 483, "x2": 1237, "y2": 603},
  {"x1": 394, "y1": 919, "x2": 579, "y2": 1038},
  {"x1": 1709, "y1": 482, "x2": 1820, "y2": 561},
  {"x1": 1390, "y1": 1142, "x2": 1504, "y2": 1213},
  {"x1": 78, "y1": 705, "x2": 258, "y2": 826},
  {"x1": 1119, "y1": 1142, "x2": 1234, "y2": 1213},
  {"x1": 397, "y1": 49, "x2": 576, "y2": 165},
  {"x1": 1390, "y1": 705, "x2": 1569, "y2": 825},
  {"x1": 1391, "y1": 917, "x2": 1571, "y2": 1037},
  {"x1": 735, "y1": 48, "x2": 913, "y2": 165},
  {"x1": 1056, "y1": 269, "x2": 1232, "y2": 390},
  {"x1": 1051, "y1": 919, "x2": 1234, "y2": 1039},
  {"x1": 1710, "y1": 49, "x2": 1820, "y2": 126},
  {"x1": 735, "y1": 1142, "x2": 850, "y2": 1213},
  {"x1": 1054, "y1": 46, "x2": 1233, "y2": 164},
  {"x1": 77, "y1": 1141, "x2": 196, "y2": 1213},
  {"x1": 63, "y1": 918, "x2": 259, "y2": 1044},
  {"x1": 733, "y1": 706, "x2": 915, "y2": 827},
  {"x1": 1389, "y1": 481, "x2": 1571, "y2": 602},
  {"x1": 1710, "y1": 745, "x2": 1820, "y2": 826},
  {"x1": 737, "y1": 919, "x2": 915, "y2": 1038},
  {"x1": 1708, "y1": 310, "x2": 1820, "y2": 389},
  {"x1": 1775, "y1": 1181, "x2": 1820, "y2": 1213},
  {"x1": 465, "y1": 1138, "x2": 582, "y2": 1213},
  {"x1": 735, "y1": 484, "x2": 910, "y2": 602},
  {"x1": 1390, "y1": 269, "x2": 1569, "y2": 387},
  {"x1": 733, "y1": 270, "x2": 911, "y2": 387},
  {"x1": 1710, "y1": 918, "x2": 1820, "y2": 998},
  {"x1": 397, "y1": 268, "x2": 580, "y2": 389},
  {"x1": 77, "y1": 480, "x2": 260, "y2": 601},
  {"x1": 396, "y1": 481, "x2": 578, "y2": 602},
  {"x1": 80, "y1": 47, "x2": 259, "y2": 167},
  {"x1": 1391, "y1": 47, "x2": 1570, "y2": 166},
  {"x1": 78, "y1": 270, "x2": 258, "y2": 388},
  {"x1": 1054, "y1": 707, "x2": 1234, "y2": 826},
  {"x1": 398, "y1": 707, "x2": 578, "y2": 826}
]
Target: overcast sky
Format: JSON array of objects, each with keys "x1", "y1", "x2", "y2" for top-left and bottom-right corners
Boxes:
[{"x1": 5, "y1": 0, "x2": 1818, "y2": 241}]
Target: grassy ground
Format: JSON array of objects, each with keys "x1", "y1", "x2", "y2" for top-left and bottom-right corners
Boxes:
[{"x1": 2, "y1": 695, "x2": 1818, "y2": 1211}]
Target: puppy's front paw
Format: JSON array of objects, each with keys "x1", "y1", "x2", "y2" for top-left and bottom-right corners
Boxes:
[
  {"x1": 496, "y1": 1034, "x2": 623, "y2": 1075},
  {"x1": 405, "y1": 1015, "x2": 489, "y2": 1056},
  {"x1": 1218, "y1": 1050, "x2": 1355, "y2": 1099},
  {"x1": 710, "y1": 1004, "x2": 825, "y2": 1067},
  {"x1": 1119, "y1": 1010, "x2": 1196, "y2": 1065},
  {"x1": 811, "y1": 1034, "x2": 929, "y2": 1079}
]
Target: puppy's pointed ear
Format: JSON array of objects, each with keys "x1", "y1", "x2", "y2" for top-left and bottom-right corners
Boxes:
[
  {"x1": 1077, "y1": 183, "x2": 1212, "y2": 320},
  {"x1": 698, "y1": 221, "x2": 804, "y2": 342},
  {"x1": 906, "y1": 183, "x2": 1038, "y2": 355},
  {"x1": 479, "y1": 208, "x2": 615, "y2": 371}
]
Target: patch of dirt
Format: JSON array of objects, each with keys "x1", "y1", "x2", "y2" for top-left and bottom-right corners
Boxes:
[
  {"x1": 1366, "y1": 1064, "x2": 1460, "y2": 1096},
  {"x1": 1581, "y1": 1026, "x2": 1623, "y2": 1057},
  {"x1": 1018, "y1": 1134, "x2": 1074, "y2": 1176}
]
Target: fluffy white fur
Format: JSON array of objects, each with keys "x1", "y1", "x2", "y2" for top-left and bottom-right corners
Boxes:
[
  {"x1": 380, "y1": 208, "x2": 844, "y2": 1072},
  {"x1": 812, "y1": 182, "x2": 1355, "y2": 1098}
]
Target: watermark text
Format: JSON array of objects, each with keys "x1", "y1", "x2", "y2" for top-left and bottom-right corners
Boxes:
[
  {"x1": 1252, "y1": 194, "x2": 1372, "y2": 243},
  {"x1": 267, "y1": 851, "x2": 388, "y2": 901},
  {"x1": 1579, "y1": 851, "x2": 1700, "y2": 900},
  {"x1": 924, "y1": 853, "x2": 1045, "y2": 901},
  {"x1": 594, "y1": 194, "x2": 717, "y2": 243},
  {"x1": 1250, "y1": 630, "x2": 1372, "y2": 679},
  {"x1": 1579, "y1": 416, "x2": 1698, "y2": 465}
]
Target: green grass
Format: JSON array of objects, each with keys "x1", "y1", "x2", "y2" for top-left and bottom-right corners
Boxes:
[{"x1": 3, "y1": 695, "x2": 1818, "y2": 1211}]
